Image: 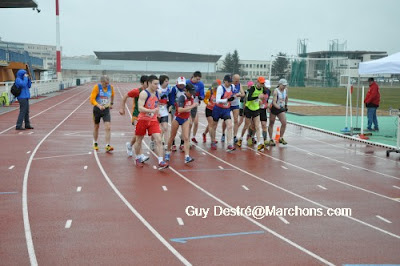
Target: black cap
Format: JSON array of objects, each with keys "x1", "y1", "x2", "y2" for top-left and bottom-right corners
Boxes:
[
  {"x1": 368, "y1": 78, "x2": 374, "y2": 82},
  {"x1": 223, "y1": 74, "x2": 232, "y2": 82},
  {"x1": 186, "y1": 83, "x2": 196, "y2": 94}
]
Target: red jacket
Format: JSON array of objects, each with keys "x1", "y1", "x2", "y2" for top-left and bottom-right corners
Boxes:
[{"x1": 364, "y1": 82, "x2": 380, "y2": 107}]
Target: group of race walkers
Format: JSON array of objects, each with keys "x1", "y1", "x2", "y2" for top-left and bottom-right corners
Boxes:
[{"x1": 90, "y1": 71, "x2": 289, "y2": 170}]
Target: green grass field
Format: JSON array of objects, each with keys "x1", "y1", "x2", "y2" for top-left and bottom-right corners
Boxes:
[{"x1": 286, "y1": 86, "x2": 400, "y2": 110}]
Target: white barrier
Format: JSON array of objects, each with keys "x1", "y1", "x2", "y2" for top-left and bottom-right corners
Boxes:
[{"x1": 0, "y1": 78, "x2": 92, "y2": 105}]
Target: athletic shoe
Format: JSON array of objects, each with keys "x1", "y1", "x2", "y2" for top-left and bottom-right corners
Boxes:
[
  {"x1": 179, "y1": 145, "x2": 184, "y2": 152},
  {"x1": 269, "y1": 140, "x2": 276, "y2": 146},
  {"x1": 135, "y1": 158, "x2": 144, "y2": 167},
  {"x1": 158, "y1": 161, "x2": 169, "y2": 170},
  {"x1": 185, "y1": 156, "x2": 195, "y2": 164},
  {"x1": 236, "y1": 139, "x2": 242, "y2": 147},
  {"x1": 150, "y1": 141, "x2": 155, "y2": 151},
  {"x1": 247, "y1": 138, "x2": 253, "y2": 146},
  {"x1": 257, "y1": 143, "x2": 265, "y2": 151},
  {"x1": 105, "y1": 145, "x2": 114, "y2": 152},
  {"x1": 165, "y1": 153, "x2": 170, "y2": 162},
  {"x1": 211, "y1": 142, "x2": 217, "y2": 150},
  {"x1": 227, "y1": 145, "x2": 236, "y2": 152},
  {"x1": 221, "y1": 134, "x2": 225, "y2": 142},
  {"x1": 279, "y1": 138, "x2": 288, "y2": 145},
  {"x1": 172, "y1": 145, "x2": 177, "y2": 152},
  {"x1": 141, "y1": 155, "x2": 150, "y2": 162},
  {"x1": 234, "y1": 136, "x2": 238, "y2": 144},
  {"x1": 264, "y1": 140, "x2": 269, "y2": 146},
  {"x1": 25, "y1": 126, "x2": 34, "y2": 129},
  {"x1": 93, "y1": 142, "x2": 99, "y2": 151},
  {"x1": 126, "y1": 142, "x2": 133, "y2": 157},
  {"x1": 202, "y1": 133, "x2": 206, "y2": 143},
  {"x1": 191, "y1": 137, "x2": 198, "y2": 144}
]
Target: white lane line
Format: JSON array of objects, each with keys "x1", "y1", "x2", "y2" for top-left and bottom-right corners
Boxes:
[
  {"x1": 218, "y1": 166, "x2": 224, "y2": 170},
  {"x1": 307, "y1": 153, "x2": 313, "y2": 156},
  {"x1": 317, "y1": 185, "x2": 327, "y2": 190},
  {"x1": 122, "y1": 97, "x2": 332, "y2": 266},
  {"x1": 341, "y1": 166, "x2": 350, "y2": 170},
  {"x1": 27, "y1": 151, "x2": 31, "y2": 154},
  {"x1": 242, "y1": 185, "x2": 249, "y2": 191},
  {"x1": 281, "y1": 166, "x2": 288, "y2": 170},
  {"x1": 77, "y1": 187, "x2": 82, "y2": 192},
  {"x1": 177, "y1": 217, "x2": 184, "y2": 226},
  {"x1": 153, "y1": 165, "x2": 157, "y2": 170},
  {"x1": 84, "y1": 166, "x2": 88, "y2": 170},
  {"x1": 147, "y1": 152, "x2": 150, "y2": 155},
  {"x1": 9, "y1": 165, "x2": 15, "y2": 170},
  {"x1": 393, "y1": 185, "x2": 400, "y2": 190},
  {"x1": 93, "y1": 146, "x2": 191, "y2": 266},
  {"x1": 23, "y1": 94, "x2": 90, "y2": 266},
  {"x1": 288, "y1": 142, "x2": 400, "y2": 181},
  {"x1": 202, "y1": 152, "x2": 206, "y2": 155},
  {"x1": 193, "y1": 127, "x2": 400, "y2": 241},
  {"x1": 121, "y1": 133, "x2": 125, "y2": 136},
  {"x1": 88, "y1": 152, "x2": 92, "y2": 154},
  {"x1": 162, "y1": 186, "x2": 168, "y2": 191},
  {"x1": 376, "y1": 215, "x2": 392, "y2": 224},
  {"x1": 18, "y1": 132, "x2": 23, "y2": 135},
  {"x1": 278, "y1": 217, "x2": 290, "y2": 224},
  {"x1": 65, "y1": 220, "x2": 72, "y2": 229},
  {"x1": 255, "y1": 153, "x2": 260, "y2": 156},
  {"x1": 28, "y1": 132, "x2": 34, "y2": 135},
  {"x1": 34, "y1": 152, "x2": 92, "y2": 161}
]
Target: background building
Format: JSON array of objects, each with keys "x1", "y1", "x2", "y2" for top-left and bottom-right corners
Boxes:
[{"x1": 62, "y1": 51, "x2": 222, "y2": 82}]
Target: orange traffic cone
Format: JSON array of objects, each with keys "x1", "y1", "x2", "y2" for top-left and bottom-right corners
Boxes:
[{"x1": 275, "y1": 126, "x2": 281, "y2": 142}]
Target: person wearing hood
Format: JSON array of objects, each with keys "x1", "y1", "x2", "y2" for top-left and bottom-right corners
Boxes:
[{"x1": 15, "y1": 69, "x2": 33, "y2": 130}]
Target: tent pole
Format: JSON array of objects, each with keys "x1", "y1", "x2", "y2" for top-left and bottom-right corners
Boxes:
[{"x1": 355, "y1": 75, "x2": 360, "y2": 130}]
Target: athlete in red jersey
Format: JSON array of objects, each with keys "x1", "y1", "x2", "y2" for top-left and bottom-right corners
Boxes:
[
  {"x1": 166, "y1": 83, "x2": 198, "y2": 164},
  {"x1": 134, "y1": 75, "x2": 168, "y2": 169}
]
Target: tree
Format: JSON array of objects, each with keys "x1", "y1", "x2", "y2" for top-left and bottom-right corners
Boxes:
[
  {"x1": 272, "y1": 52, "x2": 289, "y2": 78},
  {"x1": 221, "y1": 50, "x2": 243, "y2": 75},
  {"x1": 231, "y1": 50, "x2": 241, "y2": 75},
  {"x1": 221, "y1": 52, "x2": 233, "y2": 73}
]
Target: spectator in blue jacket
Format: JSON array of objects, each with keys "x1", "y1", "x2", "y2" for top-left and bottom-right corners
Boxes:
[{"x1": 15, "y1": 69, "x2": 33, "y2": 130}]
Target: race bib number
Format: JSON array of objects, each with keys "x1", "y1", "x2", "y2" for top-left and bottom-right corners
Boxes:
[{"x1": 100, "y1": 96, "x2": 110, "y2": 106}]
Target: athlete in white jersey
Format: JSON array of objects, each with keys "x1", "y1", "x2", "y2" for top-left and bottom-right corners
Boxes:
[{"x1": 268, "y1": 78, "x2": 289, "y2": 145}]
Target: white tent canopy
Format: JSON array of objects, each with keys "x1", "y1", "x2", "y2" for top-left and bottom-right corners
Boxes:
[{"x1": 358, "y1": 52, "x2": 400, "y2": 75}]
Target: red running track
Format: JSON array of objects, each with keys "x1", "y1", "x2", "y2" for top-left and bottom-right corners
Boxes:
[{"x1": 0, "y1": 82, "x2": 399, "y2": 265}]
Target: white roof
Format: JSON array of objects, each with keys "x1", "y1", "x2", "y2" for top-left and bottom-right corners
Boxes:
[{"x1": 358, "y1": 52, "x2": 400, "y2": 75}]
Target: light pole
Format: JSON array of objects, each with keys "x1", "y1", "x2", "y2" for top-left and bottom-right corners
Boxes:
[{"x1": 55, "y1": 0, "x2": 62, "y2": 81}]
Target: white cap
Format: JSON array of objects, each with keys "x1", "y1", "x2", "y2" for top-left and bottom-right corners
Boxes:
[
  {"x1": 264, "y1": 79, "x2": 271, "y2": 88},
  {"x1": 176, "y1": 76, "x2": 186, "y2": 85},
  {"x1": 278, "y1": 78, "x2": 288, "y2": 86}
]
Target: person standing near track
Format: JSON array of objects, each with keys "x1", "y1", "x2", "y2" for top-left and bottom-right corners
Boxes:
[
  {"x1": 237, "y1": 76, "x2": 266, "y2": 151},
  {"x1": 119, "y1": 75, "x2": 150, "y2": 161},
  {"x1": 166, "y1": 83, "x2": 198, "y2": 164},
  {"x1": 364, "y1": 77, "x2": 380, "y2": 131},
  {"x1": 186, "y1": 71, "x2": 205, "y2": 144},
  {"x1": 268, "y1": 78, "x2": 289, "y2": 145},
  {"x1": 91, "y1": 75, "x2": 114, "y2": 152},
  {"x1": 259, "y1": 79, "x2": 272, "y2": 145},
  {"x1": 202, "y1": 81, "x2": 219, "y2": 143},
  {"x1": 210, "y1": 74, "x2": 236, "y2": 152},
  {"x1": 169, "y1": 76, "x2": 187, "y2": 151},
  {"x1": 15, "y1": 69, "x2": 34, "y2": 130},
  {"x1": 221, "y1": 74, "x2": 244, "y2": 144},
  {"x1": 157, "y1": 75, "x2": 171, "y2": 149},
  {"x1": 134, "y1": 75, "x2": 168, "y2": 169}
]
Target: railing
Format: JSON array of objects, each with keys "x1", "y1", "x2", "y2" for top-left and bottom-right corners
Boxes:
[{"x1": 0, "y1": 77, "x2": 92, "y2": 105}]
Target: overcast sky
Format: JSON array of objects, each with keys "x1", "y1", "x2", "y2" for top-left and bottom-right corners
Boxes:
[{"x1": 0, "y1": 0, "x2": 399, "y2": 60}]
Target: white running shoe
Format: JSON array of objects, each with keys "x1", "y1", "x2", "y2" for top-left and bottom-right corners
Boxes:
[
  {"x1": 141, "y1": 154, "x2": 150, "y2": 162},
  {"x1": 126, "y1": 142, "x2": 133, "y2": 157}
]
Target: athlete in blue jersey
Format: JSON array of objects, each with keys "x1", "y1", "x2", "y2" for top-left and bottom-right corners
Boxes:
[{"x1": 186, "y1": 71, "x2": 205, "y2": 144}]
